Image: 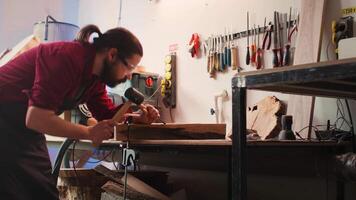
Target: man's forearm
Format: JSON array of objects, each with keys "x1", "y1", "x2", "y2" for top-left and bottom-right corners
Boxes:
[{"x1": 26, "y1": 106, "x2": 90, "y2": 139}]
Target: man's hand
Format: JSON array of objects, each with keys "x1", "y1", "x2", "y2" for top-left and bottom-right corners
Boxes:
[
  {"x1": 125, "y1": 104, "x2": 160, "y2": 124},
  {"x1": 87, "y1": 120, "x2": 117, "y2": 146}
]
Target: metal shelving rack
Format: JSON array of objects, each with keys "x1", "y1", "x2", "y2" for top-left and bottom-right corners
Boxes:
[{"x1": 231, "y1": 58, "x2": 356, "y2": 199}]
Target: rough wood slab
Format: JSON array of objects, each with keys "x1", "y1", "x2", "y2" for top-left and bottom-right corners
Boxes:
[
  {"x1": 287, "y1": 0, "x2": 326, "y2": 138},
  {"x1": 247, "y1": 96, "x2": 285, "y2": 139},
  {"x1": 102, "y1": 181, "x2": 158, "y2": 200},
  {"x1": 113, "y1": 123, "x2": 226, "y2": 141}
]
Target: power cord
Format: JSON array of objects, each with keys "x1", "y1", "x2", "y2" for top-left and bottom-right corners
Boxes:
[
  {"x1": 294, "y1": 125, "x2": 320, "y2": 140},
  {"x1": 344, "y1": 99, "x2": 355, "y2": 152},
  {"x1": 72, "y1": 140, "x2": 79, "y2": 178},
  {"x1": 123, "y1": 124, "x2": 131, "y2": 200},
  {"x1": 86, "y1": 149, "x2": 114, "y2": 164}
]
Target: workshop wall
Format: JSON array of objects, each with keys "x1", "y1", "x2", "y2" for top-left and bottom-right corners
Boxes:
[
  {"x1": 90, "y1": 0, "x2": 356, "y2": 137},
  {"x1": 105, "y1": 0, "x2": 299, "y2": 134},
  {"x1": 0, "y1": 0, "x2": 78, "y2": 51},
  {"x1": 2, "y1": 0, "x2": 355, "y2": 136}
]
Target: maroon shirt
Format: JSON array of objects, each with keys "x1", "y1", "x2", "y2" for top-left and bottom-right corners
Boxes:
[{"x1": 0, "y1": 41, "x2": 119, "y2": 120}]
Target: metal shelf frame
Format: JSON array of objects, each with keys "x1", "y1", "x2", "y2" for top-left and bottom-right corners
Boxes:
[{"x1": 231, "y1": 58, "x2": 356, "y2": 200}]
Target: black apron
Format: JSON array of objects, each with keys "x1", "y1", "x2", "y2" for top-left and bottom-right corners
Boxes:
[{"x1": 0, "y1": 78, "x2": 94, "y2": 200}]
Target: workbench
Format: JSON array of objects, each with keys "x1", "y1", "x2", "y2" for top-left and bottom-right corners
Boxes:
[
  {"x1": 231, "y1": 58, "x2": 356, "y2": 200},
  {"x1": 50, "y1": 137, "x2": 350, "y2": 199}
]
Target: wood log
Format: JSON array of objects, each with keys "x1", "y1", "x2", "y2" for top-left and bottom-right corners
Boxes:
[{"x1": 247, "y1": 96, "x2": 285, "y2": 139}]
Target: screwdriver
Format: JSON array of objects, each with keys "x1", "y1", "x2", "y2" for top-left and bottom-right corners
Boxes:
[
  {"x1": 227, "y1": 30, "x2": 231, "y2": 67},
  {"x1": 278, "y1": 12, "x2": 284, "y2": 66},
  {"x1": 219, "y1": 36, "x2": 225, "y2": 71},
  {"x1": 251, "y1": 25, "x2": 257, "y2": 65},
  {"x1": 246, "y1": 12, "x2": 250, "y2": 65}
]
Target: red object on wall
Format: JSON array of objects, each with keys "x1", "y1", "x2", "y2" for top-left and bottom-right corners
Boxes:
[{"x1": 188, "y1": 33, "x2": 200, "y2": 58}]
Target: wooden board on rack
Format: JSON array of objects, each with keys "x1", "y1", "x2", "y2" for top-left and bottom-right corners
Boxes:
[
  {"x1": 94, "y1": 165, "x2": 170, "y2": 200},
  {"x1": 113, "y1": 123, "x2": 226, "y2": 141},
  {"x1": 286, "y1": 0, "x2": 326, "y2": 138}
]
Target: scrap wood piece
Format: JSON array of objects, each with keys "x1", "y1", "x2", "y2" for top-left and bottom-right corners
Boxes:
[
  {"x1": 246, "y1": 96, "x2": 285, "y2": 139},
  {"x1": 122, "y1": 174, "x2": 171, "y2": 200},
  {"x1": 102, "y1": 181, "x2": 158, "y2": 200},
  {"x1": 94, "y1": 165, "x2": 171, "y2": 200},
  {"x1": 0, "y1": 35, "x2": 41, "y2": 66},
  {"x1": 114, "y1": 123, "x2": 226, "y2": 141}
]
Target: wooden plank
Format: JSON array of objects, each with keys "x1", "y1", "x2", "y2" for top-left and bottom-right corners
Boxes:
[
  {"x1": 104, "y1": 139, "x2": 231, "y2": 146},
  {"x1": 328, "y1": 79, "x2": 356, "y2": 86},
  {"x1": 287, "y1": 0, "x2": 326, "y2": 138},
  {"x1": 0, "y1": 35, "x2": 40, "y2": 66},
  {"x1": 122, "y1": 174, "x2": 171, "y2": 200},
  {"x1": 100, "y1": 139, "x2": 349, "y2": 147},
  {"x1": 113, "y1": 123, "x2": 226, "y2": 141},
  {"x1": 259, "y1": 85, "x2": 356, "y2": 97},
  {"x1": 237, "y1": 57, "x2": 356, "y2": 77},
  {"x1": 94, "y1": 165, "x2": 170, "y2": 200}
]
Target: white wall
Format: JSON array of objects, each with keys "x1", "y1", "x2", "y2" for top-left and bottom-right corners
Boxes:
[
  {"x1": 116, "y1": 0, "x2": 356, "y2": 136},
  {"x1": 77, "y1": 0, "x2": 119, "y2": 32},
  {"x1": 0, "y1": 0, "x2": 79, "y2": 51},
  {"x1": 117, "y1": 0, "x2": 298, "y2": 133}
]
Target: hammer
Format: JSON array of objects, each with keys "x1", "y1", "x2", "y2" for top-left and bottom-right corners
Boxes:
[
  {"x1": 112, "y1": 87, "x2": 145, "y2": 122},
  {"x1": 111, "y1": 87, "x2": 145, "y2": 140}
]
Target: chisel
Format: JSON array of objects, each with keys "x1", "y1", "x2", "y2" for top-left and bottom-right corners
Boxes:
[
  {"x1": 272, "y1": 11, "x2": 280, "y2": 67},
  {"x1": 283, "y1": 7, "x2": 292, "y2": 66}
]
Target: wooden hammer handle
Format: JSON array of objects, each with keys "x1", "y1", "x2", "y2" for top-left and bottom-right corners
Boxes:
[{"x1": 112, "y1": 101, "x2": 132, "y2": 123}]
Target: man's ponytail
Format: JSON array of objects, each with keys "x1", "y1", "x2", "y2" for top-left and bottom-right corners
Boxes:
[
  {"x1": 75, "y1": 24, "x2": 102, "y2": 44},
  {"x1": 75, "y1": 24, "x2": 143, "y2": 59}
]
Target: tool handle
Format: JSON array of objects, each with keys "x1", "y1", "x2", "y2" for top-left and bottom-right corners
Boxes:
[
  {"x1": 219, "y1": 53, "x2": 224, "y2": 71},
  {"x1": 251, "y1": 45, "x2": 256, "y2": 63},
  {"x1": 272, "y1": 49, "x2": 279, "y2": 67},
  {"x1": 283, "y1": 44, "x2": 291, "y2": 66},
  {"x1": 223, "y1": 47, "x2": 228, "y2": 67},
  {"x1": 279, "y1": 48, "x2": 284, "y2": 66},
  {"x1": 227, "y1": 48, "x2": 231, "y2": 66},
  {"x1": 256, "y1": 48, "x2": 262, "y2": 69},
  {"x1": 231, "y1": 47, "x2": 238, "y2": 70},
  {"x1": 246, "y1": 47, "x2": 250, "y2": 65},
  {"x1": 112, "y1": 101, "x2": 132, "y2": 123},
  {"x1": 207, "y1": 55, "x2": 211, "y2": 73},
  {"x1": 214, "y1": 53, "x2": 219, "y2": 71},
  {"x1": 209, "y1": 55, "x2": 214, "y2": 73}
]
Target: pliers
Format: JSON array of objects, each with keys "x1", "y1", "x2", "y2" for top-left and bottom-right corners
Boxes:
[
  {"x1": 288, "y1": 13, "x2": 299, "y2": 43},
  {"x1": 262, "y1": 22, "x2": 273, "y2": 50}
]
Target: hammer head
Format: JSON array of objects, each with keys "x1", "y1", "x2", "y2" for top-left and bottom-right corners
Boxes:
[{"x1": 124, "y1": 87, "x2": 144, "y2": 105}]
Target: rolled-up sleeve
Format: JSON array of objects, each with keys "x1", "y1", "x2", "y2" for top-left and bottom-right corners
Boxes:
[{"x1": 86, "y1": 83, "x2": 123, "y2": 121}]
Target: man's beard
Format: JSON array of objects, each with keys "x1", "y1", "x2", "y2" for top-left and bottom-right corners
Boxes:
[{"x1": 100, "y1": 59, "x2": 127, "y2": 88}]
